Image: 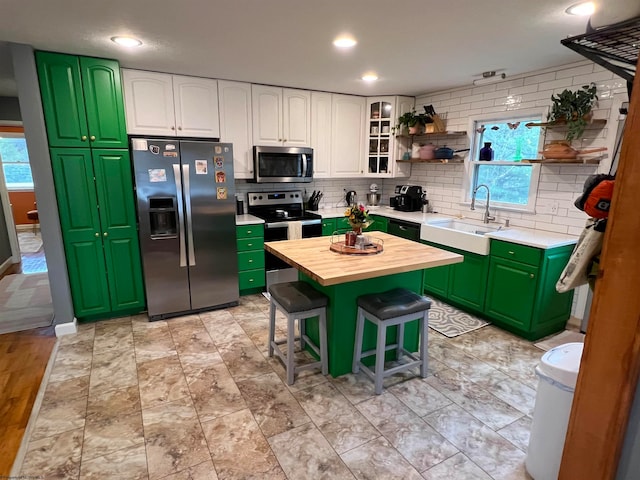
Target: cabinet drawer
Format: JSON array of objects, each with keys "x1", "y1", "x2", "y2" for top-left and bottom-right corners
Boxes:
[
  {"x1": 237, "y1": 250, "x2": 265, "y2": 271},
  {"x1": 322, "y1": 218, "x2": 336, "y2": 236},
  {"x1": 239, "y1": 269, "x2": 265, "y2": 290},
  {"x1": 236, "y1": 224, "x2": 264, "y2": 239},
  {"x1": 237, "y1": 237, "x2": 264, "y2": 252},
  {"x1": 490, "y1": 240, "x2": 541, "y2": 266}
]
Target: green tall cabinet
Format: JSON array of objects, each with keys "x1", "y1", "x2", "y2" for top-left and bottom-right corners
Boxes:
[{"x1": 37, "y1": 51, "x2": 144, "y2": 319}]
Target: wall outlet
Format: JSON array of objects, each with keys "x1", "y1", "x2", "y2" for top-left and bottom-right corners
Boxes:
[{"x1": 550, "y1": 201, "x2": 559, "y2": 215}]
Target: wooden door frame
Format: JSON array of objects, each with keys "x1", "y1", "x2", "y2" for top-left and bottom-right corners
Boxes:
[
  {"x1": 559, "y1": 59, "x2": 640, "y2": 478},
  {"x1": 0, "y1": 124, "x2": 25, "y2": 271}
]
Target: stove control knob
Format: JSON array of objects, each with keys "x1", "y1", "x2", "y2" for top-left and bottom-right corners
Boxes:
[
  {"x1": 252, "y1": 196, "x2": 257, "y2": 200},
  {"x1": 259, "y1": 196, "x2": 263, "y2": 200}
]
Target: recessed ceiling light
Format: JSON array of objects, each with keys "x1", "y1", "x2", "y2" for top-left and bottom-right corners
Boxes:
[
  {"x1": 565, "y1": 1, "x2": 595, "y2": 16},
  {"x1": 333, "y1": 36, "x2": 357, "y2": 48},
  {"x1": 362, "y1": 73, "x2": 378, "y2": 82},
  {"x1": 111, "y1": 36, "x2": 143, "y2": 48}
]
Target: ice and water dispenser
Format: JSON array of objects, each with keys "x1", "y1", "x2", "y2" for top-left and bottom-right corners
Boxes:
[{"x1": 148, "y1": 197, "x2": 177, "y2": 239}]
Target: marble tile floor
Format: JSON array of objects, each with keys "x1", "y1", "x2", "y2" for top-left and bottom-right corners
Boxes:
[{"x1": 16, "y1": 294, "x2": 541, "y2": 480}]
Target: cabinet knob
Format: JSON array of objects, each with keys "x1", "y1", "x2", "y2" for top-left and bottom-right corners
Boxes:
[
  {"x1": 103, "y1": 232, "x2": 108, "y2": 237},
  {"x1": 95, "y1": 232, "x2": 99, "y2": 237},
  {"x1": 283, "y1": 139, "x2": 287, "y2": 142},
  {"x1": 178, "y1": 126, "x2": 182, "y2": 131},
  {"x1": 249, "y1": 278, "x2": 254, "y2": 283},
  {"x1": 247, "y1": 230, "x2": 252, "y2": 234},
  {"x1": 90, "y1": 135, "x2": 96, "y2": 141},
  {"x1": 171, "y1": 126, "x2": 176, "y2": 130},
  {"x1": 247, "y1": 243, "x2": 253, "y2": 247},
  {"x1": 81, "y1": 135, "x2": 87, "y2": 141},
  {"x1": 248, "y1": 259, "x2": 253, "y2": 263},
  {"x1": 508, "y1": 251, "x2": 515, "y2": 255},
  {"x1": 530, "y1": 273, "x2": 535, "y2": 279}
]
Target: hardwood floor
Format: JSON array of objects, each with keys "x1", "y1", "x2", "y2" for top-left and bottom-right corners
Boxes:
[
  {"x1": 0, "y1": 239, "x2": 54, "y2": 475},
  {"x1": 0, "y1": 325, "x2": 56, "y2": 476}
]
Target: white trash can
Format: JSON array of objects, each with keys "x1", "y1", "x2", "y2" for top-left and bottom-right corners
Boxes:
[{"x1": 525, "y1": 342, "x2": 584, "y2": 480}]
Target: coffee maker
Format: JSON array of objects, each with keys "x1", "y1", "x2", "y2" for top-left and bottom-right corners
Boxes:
[{"x1": 390, "y1": 185, "x2": 423, "y2": 211}]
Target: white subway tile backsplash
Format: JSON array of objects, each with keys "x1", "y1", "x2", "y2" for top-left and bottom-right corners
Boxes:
[
  {"x1": 472, "y1": 84, "x2": 498, "y2": 95},
  {"x1": 524, "y1": 72, "x2": 557, "y2": 86},
  {"x1": 555, "y1": 64, "x2": 594, "y2": 79},
  {"x1": 509, "y1": 84, "x2": 539, "y2": 96},
  {"x1": 572, "y1": 70, "x2": 615, "y2": 86},
  {"x1": 495, "y1": 78, "x2": 525, "y2": 91}
]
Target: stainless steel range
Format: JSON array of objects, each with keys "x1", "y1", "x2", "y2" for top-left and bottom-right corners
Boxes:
[{"x1": 247, "y1": 190, "x2": 322, "y2": 290}]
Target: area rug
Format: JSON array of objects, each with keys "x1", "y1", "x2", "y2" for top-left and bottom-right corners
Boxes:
[
  {"x1": 18, "y1": 232, "x2": 43, "y2": 253},
  {"x1": 534, "y1": 330, "x2": 585, "y2": 351},
  {"x1": 0, "y1": 273, "x2": 53, "y2": 334},
  {"x1": 428, "y1": 299, "x2": 490, "y2": 338}
]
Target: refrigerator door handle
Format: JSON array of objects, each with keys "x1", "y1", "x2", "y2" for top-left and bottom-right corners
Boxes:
[
  {"x1": 173, "y1": 164, "x2": 187, "y2": 267},
  {"x1": 183, "y1": 164, "x2": 196, "y2": 266}
]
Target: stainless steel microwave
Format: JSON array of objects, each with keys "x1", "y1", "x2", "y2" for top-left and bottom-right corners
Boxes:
[{"x1": 252, "y1": 146, "x2": 313, "y2": 183}]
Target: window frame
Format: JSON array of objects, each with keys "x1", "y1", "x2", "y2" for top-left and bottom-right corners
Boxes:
[
  {"x1": 0, "y1": 132, "x2": 34, "y2": 191},
  {"x1": 462, "y1": 107, "x2": 547, "y2": 213}
]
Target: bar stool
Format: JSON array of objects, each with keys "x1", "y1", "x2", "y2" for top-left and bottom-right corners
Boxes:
[
  {"x1": 26, "y1": 209, "x2": 39, "y2": 234},
  {"x1": 352, "y1": 288, "x2": 431, "y2": 394},
  {"x1": 268, "y1": 281, "x2": 329, "y2": 385}
]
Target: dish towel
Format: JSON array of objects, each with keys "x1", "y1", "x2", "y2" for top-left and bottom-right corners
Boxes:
[{"x1": 287, "y1": 221, "x2": 303, "y2": 240}]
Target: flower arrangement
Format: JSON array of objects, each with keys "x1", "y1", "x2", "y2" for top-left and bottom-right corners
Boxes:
[{"x1": 344, "y1": 204, "x2": 372, "y2": 231}]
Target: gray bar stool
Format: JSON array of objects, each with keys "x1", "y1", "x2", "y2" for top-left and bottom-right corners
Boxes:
[
  {"x1": 352, "y1": 288, "x2": 431, "y2": 394},
  {"x1": 268, "y1": 281, "x2": 329, "y2": 385}
]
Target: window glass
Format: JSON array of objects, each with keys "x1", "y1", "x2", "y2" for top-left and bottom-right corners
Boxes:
[
  {"x1": 0, "y1": 137, "x2": 33, "y2": 189},
  {"x1": 475, "y1": 120, "x2": 540, "y2": 161},
  {"x1": 475, "y1": 164, "x2": 533, "y2": 205}
]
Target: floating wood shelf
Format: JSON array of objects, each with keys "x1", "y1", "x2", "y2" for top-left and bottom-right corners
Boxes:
[
  {"x1": 396, "y1": 131, "x2": 467, "y2": 139},
  {"x1": 524, "y1": 119, "x2": 607, "y2": 129},
  {"x1": 397, "y1": 155, "x2": 464, "y2": 164}
]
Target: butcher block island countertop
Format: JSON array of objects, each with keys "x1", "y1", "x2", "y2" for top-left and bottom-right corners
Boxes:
[{"x1": 264, "y1": 232, "x2": 463, "y2": 287}]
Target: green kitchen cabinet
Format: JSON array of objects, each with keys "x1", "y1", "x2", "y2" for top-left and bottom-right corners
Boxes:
[
  {"x1": 421, "y1": 240, "x2": 489, "y2": 313},
  {"x1": 36, "y1": 51, "x2": 127, "y2": 148},
  {"x1": 369, "y1": 214, "x2": 388, "y2": 232},
  {"x1": 485, "y1": 240, "x2": 574, "y2": 340},
  {"x1": 236, "y1": 224, "x2": 265, "y2": 294},
  {"x1": 322, "y1": 218, "x2": 336, "y2": 236},
  {"x1": 50, "y1": 148, "x2": 145, "y2": 318}
]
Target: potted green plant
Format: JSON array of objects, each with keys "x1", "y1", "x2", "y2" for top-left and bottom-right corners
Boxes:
[
  {"x1": 395, "y1": 110, "x2": 430, "y2": 135},
  {"x1": 548, "y1": 83, "x2": 598, "y2": 141}
]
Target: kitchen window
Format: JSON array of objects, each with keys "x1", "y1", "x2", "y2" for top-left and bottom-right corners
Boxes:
[
  {"x1": 0, "y1": 135, "x2": 33, "y2": 190},
  {"x1": 463, "y1": 108, "x2": 545, "y2": 212}
]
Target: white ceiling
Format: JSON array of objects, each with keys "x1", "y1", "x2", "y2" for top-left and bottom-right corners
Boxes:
[{"x1": 0, "y1": 0, "x2": 592, "y2": 98}]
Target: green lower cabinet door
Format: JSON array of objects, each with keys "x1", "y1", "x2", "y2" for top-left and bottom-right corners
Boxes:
[
  {"x1": 485, "y1": 257, "x2": 538, "y2": 330},
  {"x1": 447, "y1": 252, "x2": 489, "y2": 312},
  {"x1": 532, "y1": 247, "x2": 574, "y2": 334},
  {"x1": 322, "y1": 218, "x2": 336, "y2": 236},
  {"x1": 369, "y1": 215, "x2": 388, "y2": 232},
  {"x1": 423, "y1": 264, "x2": 450, "y2": 298},
  {"x1": 50, "y1": 148, "x2": 110, "y2": 317},
  {"x1": 92, "y1": 149, "x2": 145, "y2": 312}
]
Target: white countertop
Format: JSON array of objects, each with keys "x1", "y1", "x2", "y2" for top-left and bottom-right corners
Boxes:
[
  {"x1": 317, "y1": 206, "x2": 577, "y2": 250},
  {"x1": 235, "y1": 214, "x2": 264, "y2": 225}
]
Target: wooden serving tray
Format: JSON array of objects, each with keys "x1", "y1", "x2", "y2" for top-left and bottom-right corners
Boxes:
[{"x1": 329, "y1": 241, "x2": 383, "y2": 255}]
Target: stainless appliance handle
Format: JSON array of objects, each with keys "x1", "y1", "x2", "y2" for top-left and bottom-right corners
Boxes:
[
  {"x1": 183, "y1": 164, "x2": 196, "y2": 266},
  {"x1": 173, "y1": 164, "x2": 187, "y2": 267},
  {"x1": 265, "y1": 219, "x2": 321, "y2": 229},
  {"x1": 301, "y1": 154, "x2": 308, "y2": 177}
]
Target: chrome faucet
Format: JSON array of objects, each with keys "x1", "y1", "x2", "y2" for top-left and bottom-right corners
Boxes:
[{"x1": 471, "y1": 184, "x2": 495, "y2": 224}]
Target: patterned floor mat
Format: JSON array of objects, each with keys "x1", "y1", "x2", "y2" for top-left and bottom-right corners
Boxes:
[{"x1": 428, "y1": 298, "x2": 491, "y2": 338}]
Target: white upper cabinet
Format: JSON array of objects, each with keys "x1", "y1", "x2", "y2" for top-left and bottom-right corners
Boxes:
[
  {"x1": 365, "y1": 96, "x2": 413, "y2": 178},
  {"x1": 310, "y1": 91, "x2": 332, "y2": 178},
  {"x1": 122, "y1": 69, "x2": 220, "y2": 138},
  {"x1": 218, "y1": 80, "x2": 254, "y2": 179},
  {"x1": 252, "y1": 85, "x2": 310, "y2": 147},
  {"x1": 122, "y1": 70, "x2": 176, "y2": 136},
  {"x1": 330, "y1": 94, "x2": 366, "y2": 177},
  {"x1": 172, "y1": 75, "x2": 220, "y2": 138}
]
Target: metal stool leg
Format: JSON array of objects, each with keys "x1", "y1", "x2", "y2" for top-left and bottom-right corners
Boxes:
[
  {"x1": 420, "y1": 310, "x2": 429, "y2": 378},
  {"x1": 318, "y1": 310, "x2": 328, "y2": 375},
  {"x1": 353, "y1": 307, "x2": 365, "y2": 374},
  {"x1": 397, "y1": 322, "x2": 405, "y2": 359},
  {"x1": 268, "y1": 300, "x2": 277, "y2": 357},
  {"x1": 286, "y1": 315, "x2": 296, "y2": 385},
  {"x1": 374, "y1": 319, "x2": 387, "y2": 395}
]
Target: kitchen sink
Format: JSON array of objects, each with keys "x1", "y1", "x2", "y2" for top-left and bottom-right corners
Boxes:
[{"x1": 420, "y1": 219, "x2": 507, "y2": 255}]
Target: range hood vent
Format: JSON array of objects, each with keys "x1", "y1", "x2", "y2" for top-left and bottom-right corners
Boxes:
[{"x1": 561, "y1": 16, "x2": 639, "y2": 91}]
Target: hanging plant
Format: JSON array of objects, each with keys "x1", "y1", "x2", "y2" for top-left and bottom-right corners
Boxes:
[{"x1": 548, "y1": 83, "x2": 598, "y2": 141}]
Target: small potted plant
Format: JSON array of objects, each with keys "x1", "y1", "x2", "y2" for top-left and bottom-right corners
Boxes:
[
  {"x1": 547, "y1": 83, "x2": 598, "y2": 141},
  {"x1": 395, "y1": 110, "x2": 430, "y2": 135}
]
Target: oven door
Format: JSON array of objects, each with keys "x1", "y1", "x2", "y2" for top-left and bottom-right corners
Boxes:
[
  {"x1": 253, "y1": 146, "x2": 313, "y2": 183},
  {"x1": 263, "y1": 220, "x2": 322, "y2": 290}
]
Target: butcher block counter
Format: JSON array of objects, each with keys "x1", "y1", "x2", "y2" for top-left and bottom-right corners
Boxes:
[{"x1": 265, "y1": 232, "x2": 463, "y2": 376}]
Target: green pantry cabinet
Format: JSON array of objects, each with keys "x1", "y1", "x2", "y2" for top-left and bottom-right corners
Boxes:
[
  {"x1": 37, "y1": 51, "x2": 145, "y2": 319},
  {"x1": 237, "y1": 224, "x2": 265, "y2": 294},
  {"x1": 423, "y1": 238, "x2": 574, "y2": 340}
]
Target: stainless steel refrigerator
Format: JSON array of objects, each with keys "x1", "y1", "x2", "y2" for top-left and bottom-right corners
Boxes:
[{"x1": 131, "y1": 138, "x2": 238, "y2": 320}]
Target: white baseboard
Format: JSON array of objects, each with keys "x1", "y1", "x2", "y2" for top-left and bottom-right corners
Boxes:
[
  {"x1": 0, "y1": 257, "x2": 14, "y2": 276},
  {"x1": 54, "y1": 318, "x2": 78, "y2": 337}
]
